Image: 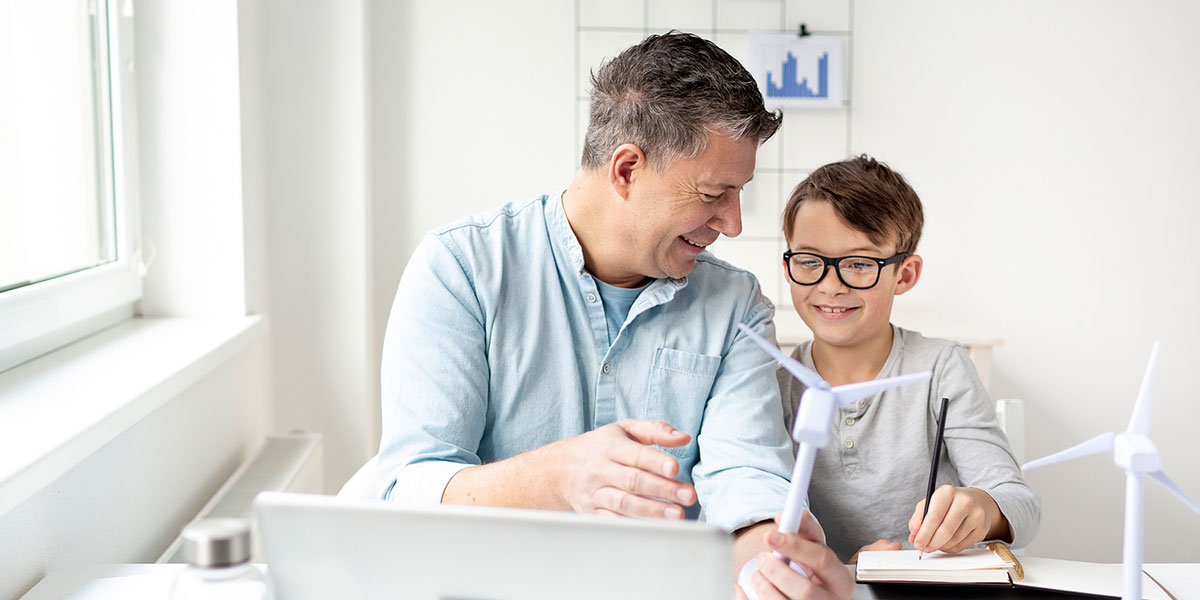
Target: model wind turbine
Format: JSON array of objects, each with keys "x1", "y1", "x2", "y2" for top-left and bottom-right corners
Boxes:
[
  {"x1": 1022, "y1": 342, "x2": 1200, "y2": 600},
  {"x1": 735, "y1": 324, "x2": 931, "y2": 598}
]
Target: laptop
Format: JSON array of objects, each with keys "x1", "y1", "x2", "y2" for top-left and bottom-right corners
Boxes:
[{"x1": 255, "y1": 491, "x2": 733, "y2": 600}]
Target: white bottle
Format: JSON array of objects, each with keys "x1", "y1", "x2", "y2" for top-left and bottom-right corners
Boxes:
[{"x1": 171, "y1": 518, "x2": 273, "y2": 600}]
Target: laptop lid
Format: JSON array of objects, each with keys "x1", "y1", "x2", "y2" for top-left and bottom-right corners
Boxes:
[{"x1": 255, "y1": 492, "x2": 733, "y2": 600}]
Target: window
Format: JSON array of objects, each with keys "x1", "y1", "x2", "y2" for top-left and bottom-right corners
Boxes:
[{"x1": 0, "y1": 0, "x2": 140, "y2": 373}]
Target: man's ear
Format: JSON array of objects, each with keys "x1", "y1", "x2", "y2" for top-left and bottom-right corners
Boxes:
[
  {"x1": 894, "y1": 254, "x2": 923, "y2": 296},
  {"x1": 609, "y1": 143, "x2": 647, "y2": 200}
]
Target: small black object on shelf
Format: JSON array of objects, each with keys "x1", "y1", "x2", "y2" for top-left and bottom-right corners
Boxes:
[{"x1": 798, "y1": 23, "x2": 811, "y2": 38}]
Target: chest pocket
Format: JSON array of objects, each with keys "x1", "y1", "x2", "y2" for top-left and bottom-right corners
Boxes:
[{"x1": 644, "y1": 347, "x2": 721, "y2": 459}]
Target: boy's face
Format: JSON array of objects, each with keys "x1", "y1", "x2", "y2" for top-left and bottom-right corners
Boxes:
[{"x1": 785, "y1": 199, "x2": 921, "y2": 351}]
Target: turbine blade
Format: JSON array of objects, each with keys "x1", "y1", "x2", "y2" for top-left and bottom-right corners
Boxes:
[
  {"x1": 1148, "y1": 470, "x2": 1200, "y2": 516},
  {"x1": 737, "y1": 323, "x2": 825, "y2": 389},
  {"x1": 1022, "y1": 432, "x2": 1115, "y2": 471},
  {"x1": 830, "y1": 372, "x2": 932, "y2": 406},
  {"x1": 1127, "y1": 342, "x2": 1160, "y2": 434}
]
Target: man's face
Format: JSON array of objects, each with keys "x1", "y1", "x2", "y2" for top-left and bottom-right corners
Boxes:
[{"x1": 618, "y1": 132, "x2": 757, "y2": 282}]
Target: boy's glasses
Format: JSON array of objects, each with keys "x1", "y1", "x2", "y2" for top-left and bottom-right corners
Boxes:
[{"x1": 783, "y1": 251, "x2": 907, "y2": 290}]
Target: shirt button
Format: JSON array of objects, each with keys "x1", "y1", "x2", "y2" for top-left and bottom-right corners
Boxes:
[
  {"x1": 846, "y1": 417, "x2": 856, "y2": 426},
  {"x1": 602, "y1": 363, "x2": 612, "y2": 374},
  {"x1": 586, "y1": 293, "x2": 597, "y2": 303},
  {"x1": 844, "y1": 439, "x2": 854, "y2": 449}
]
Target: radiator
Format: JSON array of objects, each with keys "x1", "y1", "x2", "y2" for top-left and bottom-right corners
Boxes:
[{"x1": 156, "y1": 431, "x2": 323, "y2": 563}]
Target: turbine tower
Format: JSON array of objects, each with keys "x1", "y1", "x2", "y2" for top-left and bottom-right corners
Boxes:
[
  {"x1": 1023, "y1": 342, "x2": 1200, "y2": 600},
  {"x1": 736, "y1": 324, "x2": 930, "y2": 598}
]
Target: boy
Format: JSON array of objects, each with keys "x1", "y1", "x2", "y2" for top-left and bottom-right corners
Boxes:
[{"x1": 777, "y1": 155, "x2": 1040, "y2": 562}]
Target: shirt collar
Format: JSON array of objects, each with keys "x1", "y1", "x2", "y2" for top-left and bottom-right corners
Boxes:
[{"x1": 545, "y1": 190, "x2": 588, "y2": 274}]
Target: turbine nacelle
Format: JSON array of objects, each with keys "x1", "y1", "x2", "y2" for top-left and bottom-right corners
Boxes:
[
  {"x1": 1113, "y1": 433, "x2": 1161, "y2": 473},
  {"x1": 793, "y1": 389, "x2": 836, "y2": 446}
]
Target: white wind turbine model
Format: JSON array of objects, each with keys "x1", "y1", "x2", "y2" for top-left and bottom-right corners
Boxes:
[
  {"x1": 1022, "y1": 342, "x2": 1200, "y2": 600},
  {"x1": 736, "y1": 324, "x2": 931, "y2": 598}
]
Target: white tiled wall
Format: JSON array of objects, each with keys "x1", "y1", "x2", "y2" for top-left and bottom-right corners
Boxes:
[
  {"x1": 578, "y1": 0, "x2": 645, "y2": 29},
  {"x1": 575, "y1": 0, "x2": 852, "y2": 311},
  {"x1": 784, "y1": 0, "x2": 850, "y2": 31},
  {"x1": 740, "y1": 170, "x2": 785, "y2": 240},
  {"x1": 715, "y1": 0, "x2": 782, "y2": 30},
  {"x1": 648, "y1": 0, "x2": 713, "y2": 31}
]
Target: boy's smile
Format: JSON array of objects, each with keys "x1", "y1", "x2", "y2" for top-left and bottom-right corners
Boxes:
[
  {"x1": 814, "y1": 304, "x2": 859, "y2": 319},
  {"x1": 785, "y1": 200, "x2": 921, "y2": 360}
]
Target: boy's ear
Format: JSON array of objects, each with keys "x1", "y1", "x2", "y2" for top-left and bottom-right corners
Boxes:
[
  {"x1": 893, "y1": 254, "x2": 923, "y2": 296},
  {"x1": 609, "y1": 143, "x2": 647, "y2": 200}
]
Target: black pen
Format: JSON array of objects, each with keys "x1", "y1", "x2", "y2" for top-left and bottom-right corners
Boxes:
[{"x1": 919, "y1": 396, "x2": 950, "y2": 560}]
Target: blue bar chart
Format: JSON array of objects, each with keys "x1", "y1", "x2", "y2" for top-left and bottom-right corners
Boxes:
[
  {"x1": 766, "y1": 51, "x2": 829, "y2": 99},
  {"x1": 749, "y1": 33, "x2": 845, "y2": 108}
]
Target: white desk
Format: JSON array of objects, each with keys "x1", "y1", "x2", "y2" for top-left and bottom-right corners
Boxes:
[
  {"x1": 1145, "y1": 564, "x2": 1200, "y2": 599},
  {"x1": 20, "y1": 564, "x2": 267, "y2": 600},
  {"x1": 22, "y1": 563, "x2": 1199, "y2": 599},
  {"x1": 21, "y1": 565, "x2": 179, "y2": 599}
]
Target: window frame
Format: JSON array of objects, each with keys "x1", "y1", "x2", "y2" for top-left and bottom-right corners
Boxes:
[{"x1": 0, "y1": 0, "x2": 141, "y2": 374}]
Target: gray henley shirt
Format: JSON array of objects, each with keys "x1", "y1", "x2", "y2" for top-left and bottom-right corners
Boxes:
[{"x1": 778, "y1": 325, "x2": 1041, "y2": 562}]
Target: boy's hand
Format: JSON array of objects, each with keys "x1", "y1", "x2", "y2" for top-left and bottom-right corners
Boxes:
[
  {"x1": 848, "y1": 539, "x2": 902, "y2": 564},
  {"x1": 907, "y1": 485, "x2": 1010, "y2": 554}
]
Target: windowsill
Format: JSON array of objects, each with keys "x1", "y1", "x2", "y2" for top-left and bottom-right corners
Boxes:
[{"x1": 0, "y1": 315, "x2": 266, "y2": 517}]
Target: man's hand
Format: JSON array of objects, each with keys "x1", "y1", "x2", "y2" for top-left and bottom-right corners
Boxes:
[
  {"x1": 736, "y1": 510, "x2": 855, "y2": 600},
  {"x1": 908, "y1": 485, "x2": 1010, "y2": 554},
  {"x1": 553, "y1": 419, "x2": 696, "y2": 519},
  {"x1": 441, "y1": 419, "x2": 695, "y2": 515},
  {"x1": 848, "y1": 539, "x2": 902, "y2": 564}
]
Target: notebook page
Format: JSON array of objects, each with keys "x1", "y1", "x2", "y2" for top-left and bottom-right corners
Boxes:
[{"x1": 857, "y1": 548, "x2": 1009, "y2": 572}]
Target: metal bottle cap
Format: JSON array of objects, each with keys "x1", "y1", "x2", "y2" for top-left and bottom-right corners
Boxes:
[{"x1": 181, "y1": 518, "x2": 252, "y2": 568}]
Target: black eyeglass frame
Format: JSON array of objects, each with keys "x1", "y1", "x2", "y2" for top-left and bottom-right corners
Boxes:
[{"x1": 782, "y1": 251, "x2": 908, "y2": 290}]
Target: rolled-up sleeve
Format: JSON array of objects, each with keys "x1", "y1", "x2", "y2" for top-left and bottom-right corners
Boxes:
[
  {"x1": 937, "y1": 346, "x2": 1042, "y2": 548},
  {"x1": 377, "y1": 234, "x2": 489, "y2": 504},
  {"x1": 691, "y1": 291, "x2": 795, "y2": 532}
]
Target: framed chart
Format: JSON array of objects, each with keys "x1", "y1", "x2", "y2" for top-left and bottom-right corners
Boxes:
[{"x1": 749, "y1": 32, "x2": 847, "y2": 109}]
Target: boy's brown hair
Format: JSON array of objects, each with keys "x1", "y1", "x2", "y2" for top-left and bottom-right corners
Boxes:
[{"x1": 781, "y1": 155, "x2": 924, "y2": 255}]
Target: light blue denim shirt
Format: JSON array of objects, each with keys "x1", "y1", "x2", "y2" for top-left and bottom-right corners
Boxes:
[{"x1": 378, "y1": 193, "x2": 795, "y2": 532}]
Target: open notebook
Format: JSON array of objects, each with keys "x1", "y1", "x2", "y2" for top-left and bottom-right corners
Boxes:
[{"x1": 856, "y1": 543, "x2": 1174, "y2": 599}]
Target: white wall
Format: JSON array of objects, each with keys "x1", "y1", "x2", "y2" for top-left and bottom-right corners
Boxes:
[
  {"x1": 851, "y1": 0, "x2": 1200, "y2": 562},
  {"x1": 370, "y1": 0, "x2": 1200, "y2": 562},
  {"x1": 365, "y1": 0, "x2": 576, "y2": 454},
  {"x1": 258, "y1": 0, "x2": 373, "y2": 491},
  {"x1": 370, "y1": 0, "x2": 577, "y2": 255}
]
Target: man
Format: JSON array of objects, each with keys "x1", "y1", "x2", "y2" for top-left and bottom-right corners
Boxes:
[{"x1": 378, "y1": 32, "x2": 854, "y2": 600}]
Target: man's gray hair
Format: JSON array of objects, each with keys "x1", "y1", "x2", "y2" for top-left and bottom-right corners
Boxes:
[{"x1": 581, "y1": 31, "x2": 782, "y2": 171}]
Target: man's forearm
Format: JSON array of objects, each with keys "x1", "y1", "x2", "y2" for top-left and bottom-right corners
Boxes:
[
  {"x1": 441, "y1": 444, "x2": 567, "y2": 509},
  {"x1": 733, "y1": 520, "x2": 776, "y2": 571}
]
